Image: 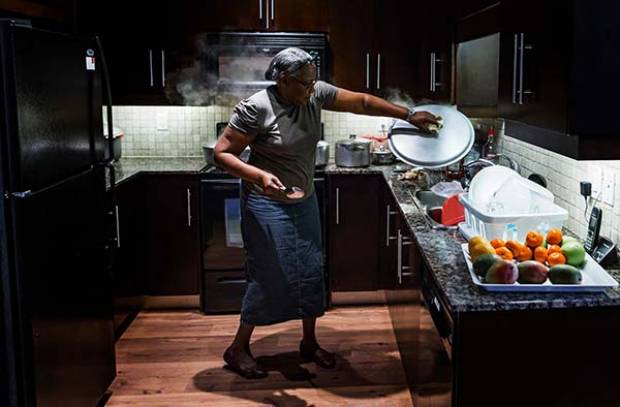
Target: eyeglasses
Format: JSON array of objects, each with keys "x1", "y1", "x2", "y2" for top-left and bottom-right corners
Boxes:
[{"x1": 290, "y1": 75, "x2": 316, "y2": 91}]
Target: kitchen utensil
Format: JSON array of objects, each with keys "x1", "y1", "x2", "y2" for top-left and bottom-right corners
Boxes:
[
  {"x1": 280, "y1": 186, "x2": 305, "y2": 200},
  {"x1": 441, "y1": 194, "x2": 465, "y2": 226},
  {"x1": 371, "y1": 143, "x2": 395, "y2": 165},
  {"x1": 315, "y1": 140, "x2": 330, "y2": 167},
  {"x1": 335, "y1": 134, "x2": 371, "y2": 167},
  {"x1": 468, "y1": 165, "x2": 517, "y2": 208},
  {"x1": 203, "y1": 141, "x2": 250, "y2": 166},
  {"x1": 388, "y1": 104, "x2": 474, "y2": 168},
  {"x1": 528, "y1": 173, "x2": 547, "y2": 188}
]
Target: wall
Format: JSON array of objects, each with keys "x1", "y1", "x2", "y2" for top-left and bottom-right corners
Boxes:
[
  {"x1": 112, "y1": 105, "x2": 619, "y2": 240},
  {"x1": 111, "y1": 105, "x2": 395, "y2": 158},
  {"x1": 500, "y1": 135, "x2": 620, "y2": 243}
]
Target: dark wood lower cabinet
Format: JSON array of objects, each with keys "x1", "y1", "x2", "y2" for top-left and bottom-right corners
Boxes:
[
  {"x1": 146, "y1": 174, "x2": 201, "y2": 295},
  {"x1": 391, "y1": 258, "x2": 620, "y2": 407},
  {"x1": 327, "y1": 174, "x2": 380, "y2": 291},
  {"x1": 111, "y1": 176, "x2": 147, "y2": 337}
]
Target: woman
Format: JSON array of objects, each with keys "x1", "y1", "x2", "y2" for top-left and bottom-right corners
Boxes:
[{"x1": 215, "y1": 47, "x2": 438, "y2": 379}]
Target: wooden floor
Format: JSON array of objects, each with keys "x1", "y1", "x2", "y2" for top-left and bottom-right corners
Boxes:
[{"x1": 105, "y1": 305, "x2": 413, "y2": 406}]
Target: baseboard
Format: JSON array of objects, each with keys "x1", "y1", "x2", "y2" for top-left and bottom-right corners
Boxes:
[
  {"x1": 142, "y1": 295, "x2": 200, "y2": 309},
  {"x1": 330, "y1": 290, "x2": 388, "y2": 305}
]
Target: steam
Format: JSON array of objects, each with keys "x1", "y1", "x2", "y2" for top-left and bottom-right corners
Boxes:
[
  {"x1": 382, "y1": 87, "x2": 415, "y2": 108},
  {"x1": 164, "y1": 34, "x2": 274, "y2": 106}
]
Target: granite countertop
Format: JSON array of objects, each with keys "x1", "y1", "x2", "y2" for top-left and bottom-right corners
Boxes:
[
  {"x1": 107, "y1": 157, "x2": 208, "y2": 188},
  {"x1": 325, "y1": 163, "x2": 620, "y2": 313}
]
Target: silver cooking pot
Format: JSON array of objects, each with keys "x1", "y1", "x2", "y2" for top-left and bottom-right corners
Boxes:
[
  {"x1": 203, "y1": 141, "x2": 250, "y2": 167},
  {"x1": 315, "y1": 140, "x2": 330, "y2": 167},
  {"x1": 335, "y1": 135, "x2": 371, "y2": 167}
]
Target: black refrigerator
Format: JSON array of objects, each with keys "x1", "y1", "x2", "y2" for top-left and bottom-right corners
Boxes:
[{"x1": 0, "y1": 21, "x2": 116, "y2": 406}]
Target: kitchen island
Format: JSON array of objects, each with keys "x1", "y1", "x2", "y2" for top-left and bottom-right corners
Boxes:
[{"x1": 325, "y1": 163, "x2": 620, "y2": 407}]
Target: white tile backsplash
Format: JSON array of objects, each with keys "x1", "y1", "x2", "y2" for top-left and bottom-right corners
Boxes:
[
  {"x1": 111, "y1": 105, "x2": 394, "y2": 158},
  {"x1": 501, "y1": 134, "x2": 620, "y2": 244}
]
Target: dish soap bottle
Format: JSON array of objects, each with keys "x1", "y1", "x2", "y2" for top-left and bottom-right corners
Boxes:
[{"x1": 482, "y1": 127, "x2": 497, "y2": 160}]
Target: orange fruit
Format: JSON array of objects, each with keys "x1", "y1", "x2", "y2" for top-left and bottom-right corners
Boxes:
[
  {"x1": 525, "y1": 231, "x2": 544, "y2": 248},
  {"x1": 491, "y1": 239, "x2": 506, "y2": 249},
  {"x1": 547, "y1": 244, "x2": 562, "y2": 255},
  {"x1": 495, "y1": 247, "x2": 514, "y2": 260},
  {"x1": 546, "y1": 228, "x2": 563, "y2": 245},
  {"x1": 505, "y1": 240, "x2": 525, "y2": 257},
  {"x1": 517, "y1": 246, "x2": 533, "y2": 261},
  {"x1": 534, "y1": 246, "x2": 548, "y2": 264},
  {"x1": 547, "y1": 252, "x2": 566, "y2": 266}
]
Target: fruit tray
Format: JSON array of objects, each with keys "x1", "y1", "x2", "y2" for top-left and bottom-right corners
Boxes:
[{"x1": 461, "y1": 243, "x2": 619, "y2": 293}]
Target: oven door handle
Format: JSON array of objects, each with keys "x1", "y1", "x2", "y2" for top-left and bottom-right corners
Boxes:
[{"x1": 201, "y1": 179, "x2": 241, "y2": 184}]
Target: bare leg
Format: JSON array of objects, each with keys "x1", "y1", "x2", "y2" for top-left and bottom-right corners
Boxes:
[
  {"x1": 300, "y1": 317, "x2": 336, "y2": 368},
  {"x1": 229, "y1": 322, "x2": 255, "y2": 353},
  {"x1": 223, "y1": 322, "x2": 267, "y2": 379},
  {"x1": 302, "y1": 317, "x2": 318, "y2": 347}
]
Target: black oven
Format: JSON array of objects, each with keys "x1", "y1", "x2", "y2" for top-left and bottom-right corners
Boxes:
[
  {"x1": 200, "y1": 168, "x2": 327, "y2": 314},
  {"x1": 203, "y1": 32, "x2": 327, "y2": 95}
]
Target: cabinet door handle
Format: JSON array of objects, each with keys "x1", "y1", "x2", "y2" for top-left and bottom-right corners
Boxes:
[
  {"x1": 148, "y1": 49, "x2": 154, "y2": 87},
  {"x1": 265, "y1": 0, "x2": 270, "y2": 29},
  {"x1": 186, "y1": 188, "x2": 192, "y2": 227},
  {"x1": 366, "y1": 53, "x2": 370, "y2": 89},
  {"x1": 518, "y1": 33, "x2": 525, "y2": 104},
  {"x1": 397, "y1": 229, "x2": 403, "y2": 284},
  {"x1": 271, "y1": 0, "x2": 275, "y2": 21},
  {"x1": 386, "y1": 205, "x2": 397, "y2": 247},
  {"x1": 512, "y1": 34, "x2": 518, "y2": 103},
  {"x1": 430, "y1": 52, "x2": 435, "y2": 92},
  {"x1": 335, "y1": 187, "x2": 340, "y2": 225},
  {"x1": 115, "y1": 205, "x2": 121, "y2": 248},
  {"x1": 376, "y1": 53, "x2": 381, "y2": 90},
  {"x1": 161, "y1": 50, "x2": 166, "y2": 87},
  {"x1": 259, "y1": 0, "x2": 263, "y2": 20}
]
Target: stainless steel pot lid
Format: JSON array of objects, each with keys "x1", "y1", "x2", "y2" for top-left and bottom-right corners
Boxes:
[
  {"x1": 388, "y1": 104, "x2": 474, "y2": 169},
  {"x1": 336, "y1": 134, "x2": 371, "y2": 148}
]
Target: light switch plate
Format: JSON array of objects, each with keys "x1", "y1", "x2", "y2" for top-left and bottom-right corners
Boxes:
[
  {"x1": 603, "y1": 171, "x2": 615, "y2": 207},
  {"x1": 588, "y1": 164, "x2": 603, "y2": 197},
  {"x1": 156, "y1": 112, "x2": 168, "y2": 131}
]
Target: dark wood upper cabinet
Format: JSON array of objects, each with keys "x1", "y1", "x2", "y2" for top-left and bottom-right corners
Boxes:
[
  {"x1": 271, "y1": 0, "x2": 329, "y2": 31},
  {"x1": 327, "y1": 0, "x2": 375, "y2": 92},
  {"x1": 498, "y1": 0, "x2": 620, "y2": 159},
  {"x1": 328, "y1": 0, "x2": 453, "y2": 101}
]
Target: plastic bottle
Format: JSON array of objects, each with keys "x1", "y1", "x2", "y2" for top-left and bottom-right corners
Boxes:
[{"x1": 482, "y1": 127, "x2": 497, "y2": 159}]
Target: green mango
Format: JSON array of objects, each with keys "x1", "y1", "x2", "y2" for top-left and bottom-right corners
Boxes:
[
  {"x1": 549, "y1": 264, "x2": 583, "y2": 284},
  {"x1": 561, "y1": 241, "x2": 586, "y2": 267},
  {"x1": 473, "y1": 254, "x2": 502, "y2": 278}
]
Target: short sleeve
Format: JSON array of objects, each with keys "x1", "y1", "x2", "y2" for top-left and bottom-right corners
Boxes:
[
  {"x1": 313, "y1": 81, "x2": 338, "y2": 109},
  {"x1": 228, "y1": 98, "x2": 261, "y2": 138}
]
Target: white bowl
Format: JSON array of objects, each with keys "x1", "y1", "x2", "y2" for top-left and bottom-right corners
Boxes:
[{"x1": 468, "y1": 166, "x2": 518, "y2": 208}]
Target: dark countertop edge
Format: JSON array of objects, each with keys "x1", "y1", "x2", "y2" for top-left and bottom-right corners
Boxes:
[
  {"x1": 325, "y1": 163, "x2": 620, "y2": 313},
  {"x1": 106, "y1": 158, "x2": 208, "y2": 190}
]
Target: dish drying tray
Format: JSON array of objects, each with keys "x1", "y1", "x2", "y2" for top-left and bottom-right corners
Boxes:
[{"x1": 461, "y1": 244, "x2": 618, "y2": 293}]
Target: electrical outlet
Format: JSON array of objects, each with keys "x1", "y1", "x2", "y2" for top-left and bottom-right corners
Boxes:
[
  {"x1": 156, "y1": 112, "x2": 168, "y2": 130},
  {"x1": 603, "y1": 171, "x2": 615, "y2": 206},
  {"x1": 588, "y1": 164, "x2": 603, "y2": 197}
]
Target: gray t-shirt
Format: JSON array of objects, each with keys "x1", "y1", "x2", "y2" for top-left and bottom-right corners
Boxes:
[{"x1": 228, "y1": 81, "x2": 338, "y2": 202}]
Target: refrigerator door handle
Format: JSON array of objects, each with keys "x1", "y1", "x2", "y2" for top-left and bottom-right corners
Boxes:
[{"x1": 95, "y1": 36, "x2": 115, "y2": 169}]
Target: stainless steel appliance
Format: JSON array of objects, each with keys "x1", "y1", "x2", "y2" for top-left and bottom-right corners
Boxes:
[
  {"x1": 203, "y1": 32, "x2": 327, "y2": 96},
  {"x1": 0, "y1": 21, "x2": 116, "y2": 407},
  {"x1": 200, "y1": 168, "x2": 327, "y2": 313},
  {"x1": 315, "y1": 140, "x2": 330, "y2": 167}
]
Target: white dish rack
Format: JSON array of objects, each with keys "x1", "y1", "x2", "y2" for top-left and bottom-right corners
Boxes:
[{"x1": 458, "y1": 193, "x2": 568, "y2": 242}]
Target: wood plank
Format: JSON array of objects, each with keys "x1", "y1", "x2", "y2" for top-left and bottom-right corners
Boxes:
[{"x1": 106, "y1": 306, "x2": 413, "y2": 406}]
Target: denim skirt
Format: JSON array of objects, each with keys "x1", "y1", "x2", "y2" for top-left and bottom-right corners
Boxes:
[{"x1": 240, "y1": 187, "x2": 326, "y2": 326}]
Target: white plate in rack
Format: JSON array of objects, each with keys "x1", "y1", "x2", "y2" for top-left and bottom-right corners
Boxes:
[{"x1": 461, "y1": 243, "x2": 619, "y2": 293}]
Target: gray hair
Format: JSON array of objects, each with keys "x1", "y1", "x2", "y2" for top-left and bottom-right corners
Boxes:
[{"x1": 264, "y1": 47, "x2": 314, "y2": 81}]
